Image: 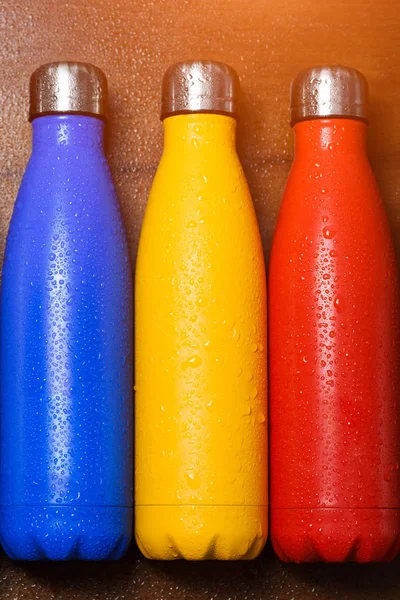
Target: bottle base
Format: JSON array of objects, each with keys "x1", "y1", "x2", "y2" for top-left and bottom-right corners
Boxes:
[
  {"x1": 135, "y1": 504, "x2": 268, "y2": 560},
  {"x1": 1, "y1": 506, "x2": 133, "y2": 561},
  {"x1": 271, "y1": 507, "x2": 400, "y2": 563}
]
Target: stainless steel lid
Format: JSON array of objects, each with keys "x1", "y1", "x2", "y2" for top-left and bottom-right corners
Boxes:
[
  {"x1": 290, "y1": 65, "x2": 368, "y2": 126},
  {"x1": 29, "y1": 61, "x2": 107, "y2": 121},
  {"x1": 161, "y1": 60, "x2": 240, "y2": 120}
]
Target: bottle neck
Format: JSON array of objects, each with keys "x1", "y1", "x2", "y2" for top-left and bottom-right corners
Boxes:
[
  {"x1": 293, "y1": 118, "x2": 368, "y2": 158},
  {"x1": 163, "y1": 113, "x2": 237, "y2": 152},
  {"x1": 31, "y1": 114, "x2": 105, "y2": 151}
]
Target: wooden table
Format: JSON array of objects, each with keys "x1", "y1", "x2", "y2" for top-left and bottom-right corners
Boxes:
[{"x1": 0, "y1": 1, "x2": 399, "y2": 598}]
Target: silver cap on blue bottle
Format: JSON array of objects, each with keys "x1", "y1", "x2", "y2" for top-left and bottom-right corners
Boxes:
[
  {"x1": 29, "y1": 61, "x2": 108, "y2": 121},
  {"x1": 290, "y1": 65, "x2": 369, "y2": 126}
]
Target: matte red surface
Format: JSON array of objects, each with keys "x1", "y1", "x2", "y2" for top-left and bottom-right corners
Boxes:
[{"x1": 269, "y1": 119, "x2": 400, "y2": 562}]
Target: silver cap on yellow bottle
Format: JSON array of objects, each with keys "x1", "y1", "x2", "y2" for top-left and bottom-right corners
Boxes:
[
  {"x1": 29, "y1": 61, "x2": 108, "y2": 121},
  {"x1": 161, "y1": 60, "x2": 240, "y2": 120},
  {"x1": 290, "y1": 65, "x2": 368, "y2": 127}
]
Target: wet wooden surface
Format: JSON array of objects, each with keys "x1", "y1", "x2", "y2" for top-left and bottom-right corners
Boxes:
[{"x1": 0, "y1": 0, "x2": 400, "y2": 598}]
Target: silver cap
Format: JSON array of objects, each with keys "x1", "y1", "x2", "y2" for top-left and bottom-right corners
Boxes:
[
  {"x1": 161, "y1": 60, "x2": 240, "y2": 120},
  {"x1": 29, "y1": 62, "x2": 107, "y2": 121},
  {"x1": 290, "y1": 65, "x2": 368, "y2": 126}
]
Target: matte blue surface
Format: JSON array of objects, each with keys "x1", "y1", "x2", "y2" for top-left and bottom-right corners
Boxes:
[{"x1": 0, "y1": 115, "x2": 133, "y2": 560}]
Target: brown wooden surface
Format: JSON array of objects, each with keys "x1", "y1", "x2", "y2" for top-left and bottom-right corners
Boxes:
[{"x1": 1, "y1": 0, "x2": 400, "y2": 598}]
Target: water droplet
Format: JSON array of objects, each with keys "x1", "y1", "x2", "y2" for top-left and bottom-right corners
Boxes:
[
  {"x1": 250, "y1": 386, "x2": 258, "y2": 399},
  {"x1": 334, "y1": 296, "x2": 346, "y2": 313},
  {"x1": 230, "y1": 328, "x2": 239, "y2": 342},
  {"x1": 323, "y1": 226, "x2": 336, "y2": 239},
  {"x1": 182, "y1": 355, "x2": 202, "y2": 370},
  {"x1": 185, "y1": 472, "x2": 201, "y2": 489},
  {"x1": 257, "y1": 412, "x2": 266, "y2": 424}
]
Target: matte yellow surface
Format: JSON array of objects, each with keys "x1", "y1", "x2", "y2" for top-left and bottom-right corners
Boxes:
[{"x1": 135, "y1": 114, "x2": 268, "y2": 560}]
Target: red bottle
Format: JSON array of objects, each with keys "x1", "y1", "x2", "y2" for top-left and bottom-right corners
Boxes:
[{"x1": 269, "y1": 66, "x2": 400, "y2": 562}]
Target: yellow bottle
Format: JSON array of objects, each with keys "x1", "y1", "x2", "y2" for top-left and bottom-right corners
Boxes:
[{"x1": 135, "y1": 61, "x2": 268, "y2": 560}]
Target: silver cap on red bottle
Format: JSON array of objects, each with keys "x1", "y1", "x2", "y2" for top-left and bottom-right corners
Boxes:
[
  {"x1": 290, "y1": 65, "x2": 368, "y2": 126},
  {"x1": 29, "y1": 62, "x2": 107, "y2": 121},
  {"x1": 161, "y1": 60, "x2": 240, "y2": 120}
]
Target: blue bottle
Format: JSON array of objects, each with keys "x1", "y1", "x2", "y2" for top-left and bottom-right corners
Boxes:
[{"x1": 0, "y1": 62, "x2": 133, "y2": 560}]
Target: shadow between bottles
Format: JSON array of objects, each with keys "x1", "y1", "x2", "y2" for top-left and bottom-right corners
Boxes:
[{"x1": 3, "y1": 541, "x2": 400, "y2": 598}]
